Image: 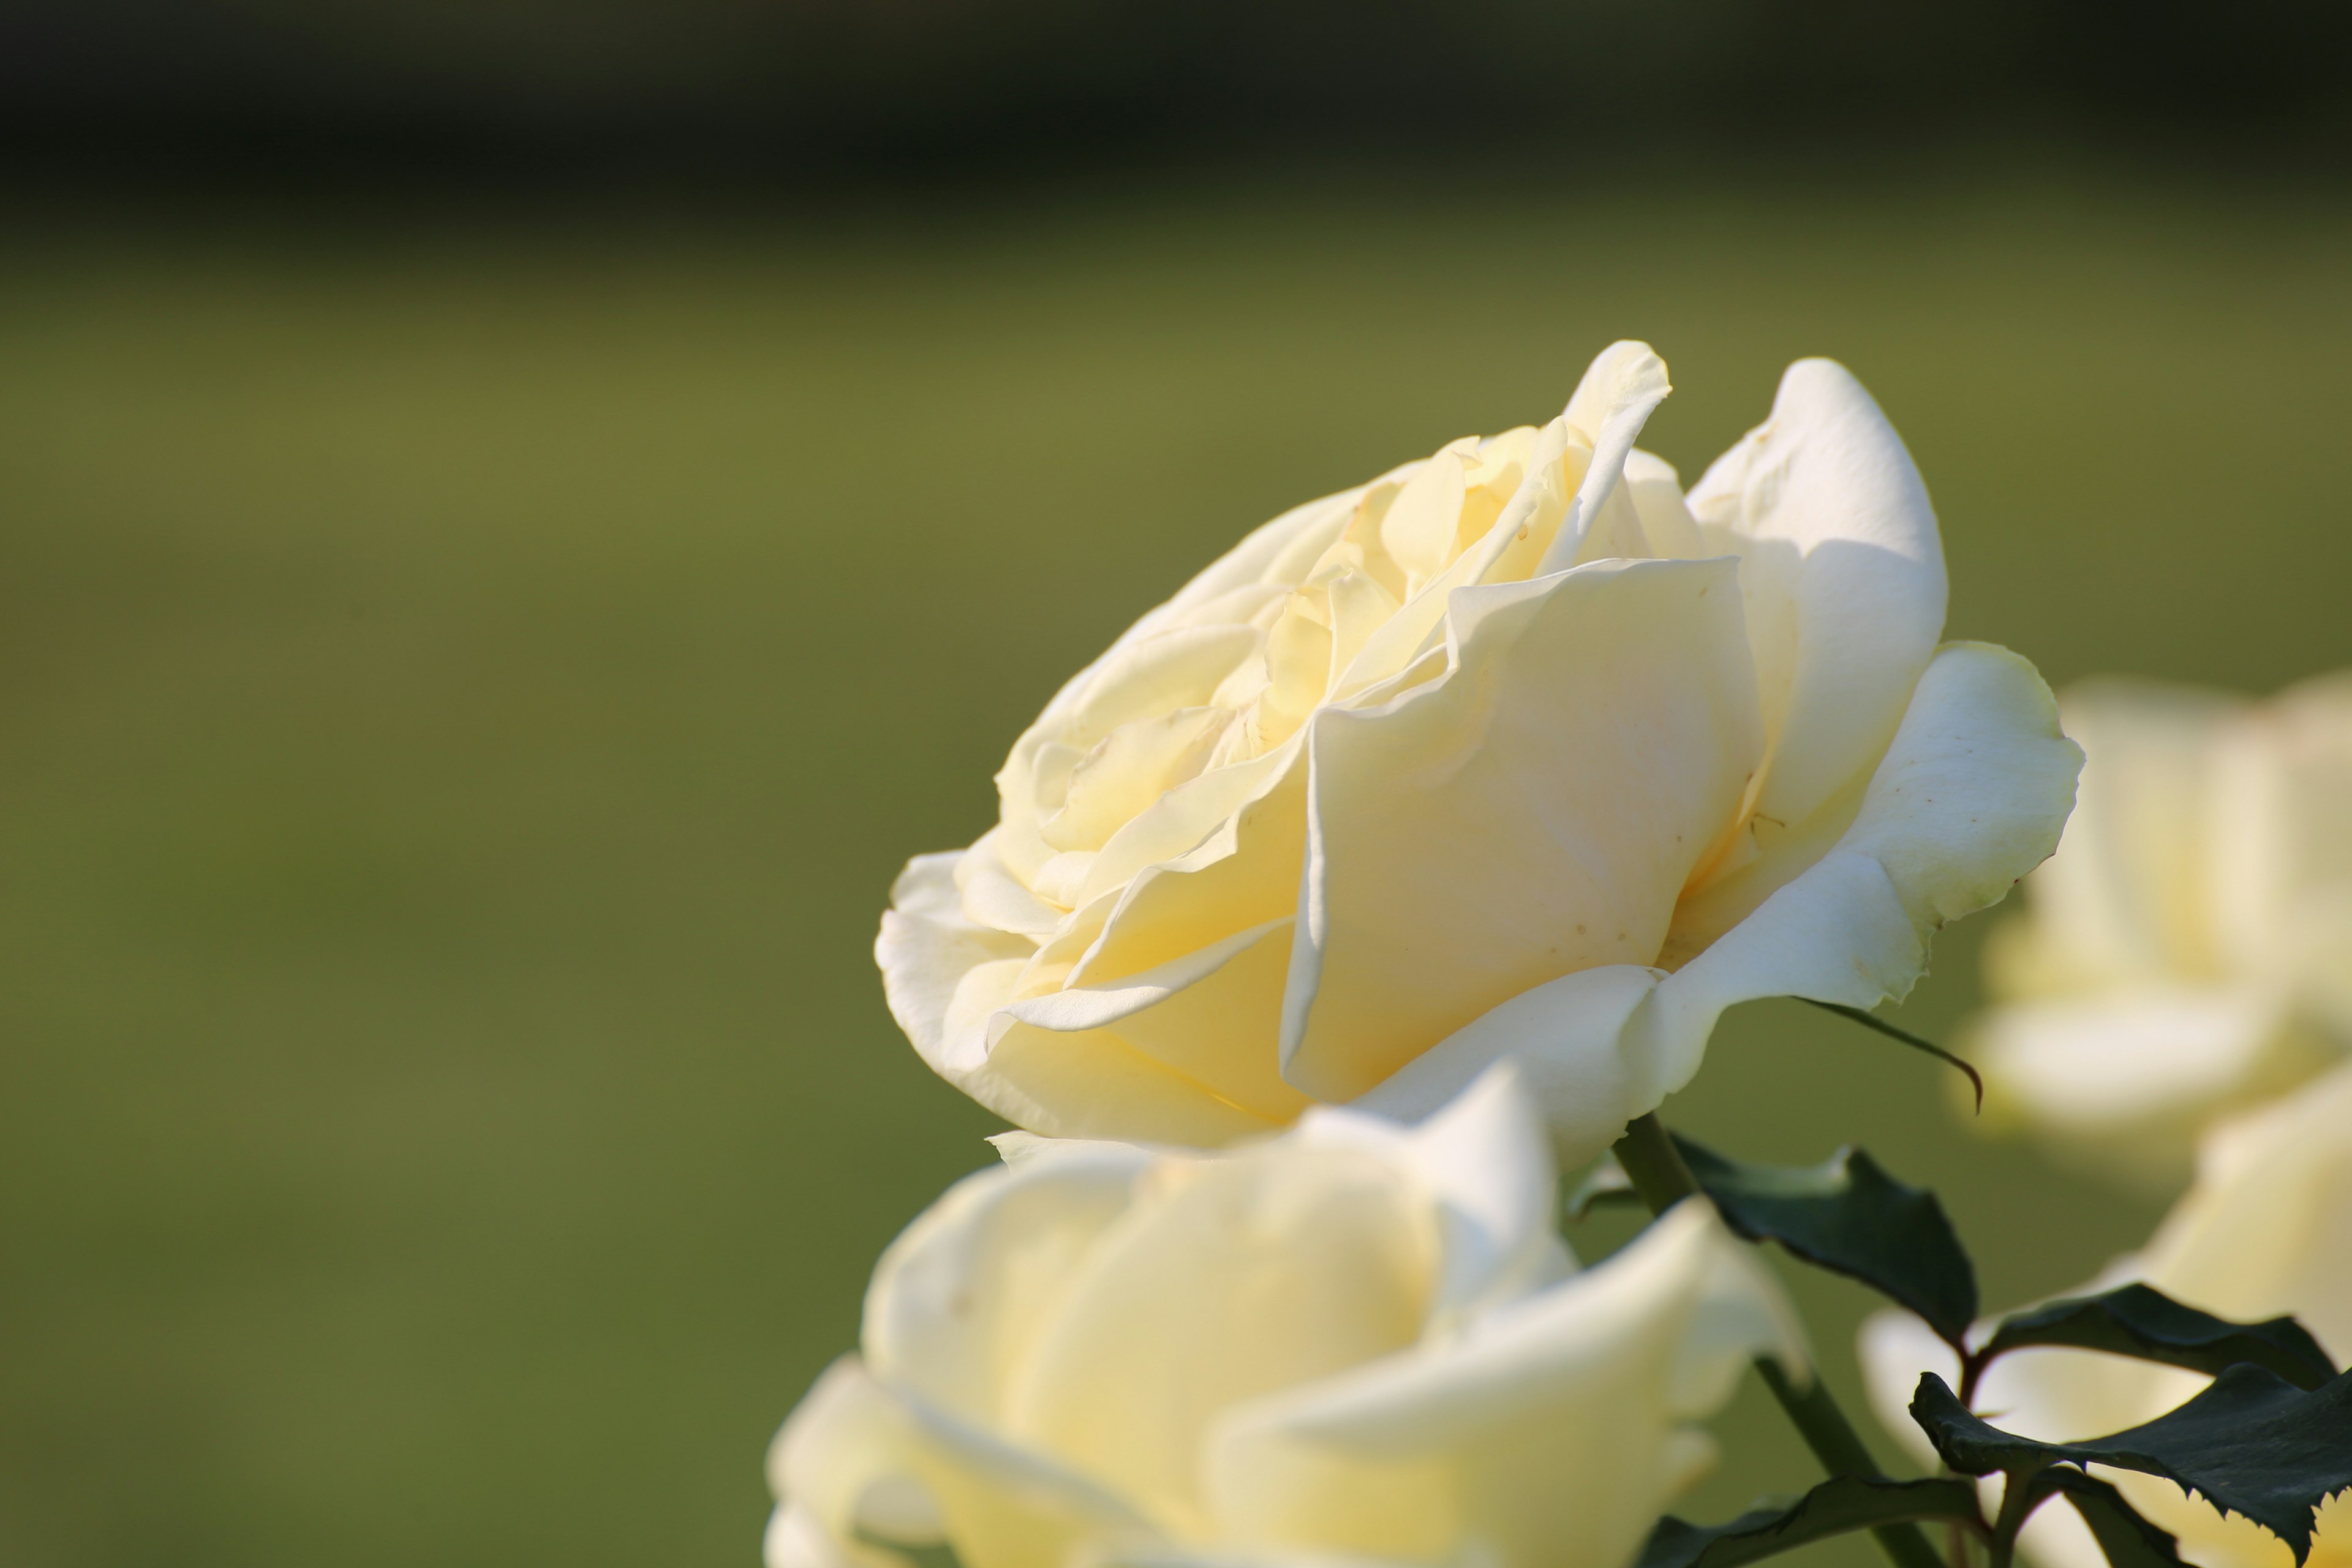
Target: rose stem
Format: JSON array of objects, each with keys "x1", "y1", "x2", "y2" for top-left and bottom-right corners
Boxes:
[{"x1": 1612, "y1": 1114, "x2": 1946, "y2": 1568}]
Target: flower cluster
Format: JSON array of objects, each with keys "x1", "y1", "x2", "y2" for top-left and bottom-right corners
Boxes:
[{"x1": 763, "y1": 342, "x2": 2349, "y2": 1568}]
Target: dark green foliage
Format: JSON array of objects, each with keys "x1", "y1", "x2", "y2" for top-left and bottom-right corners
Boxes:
[
  {"x1": 1638, "y1": 1477, "x2": 1983, "y2": 1568},
  {"x1": 1675, "y1": 1136, "x2": 1979, "y2": 1346},
  {"x1": 2033, "y1": 1471, "x2": 2192, "y2": 1568},
  {"x1": 1910, "y1": 1369, "x2": 2352, "y2": 1564},
  {"x1": 1980, "y1": 1284, "x2": 2336, "y2": 1391}
]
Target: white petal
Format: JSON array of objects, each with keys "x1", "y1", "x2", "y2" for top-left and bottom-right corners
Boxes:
[
  {"x1": 768, "y1": 1359, "x2": 937, "y2": 1568},
  {"x1": 878, "y1": 852, "x2": 1039, "y2": 1081},
  {"x1": 1346, "y1": 965, "x2": 1667, "y2": 1171},
  {"x1": 2209, "y1": 671, "x2": 2352, "y2": 980},
  {"x1": 1536, "y1": 341, "x2": 1673, "y2": 575},
  {"x1": 1686, "y1": 358, "x2": 1947, "y2": 839},
  {"x1": 1284, "y1": 556, "x2": 1761, "y2": 1103},
  {"x1": 2140, "y1": 1060, "x2": 2352, "y2": 1360},
  {"x1": 1973, "y1": 987, "x2": 2293, "y2": 1190},
  {"x1": 1005, "y1": 919, "x2": 1310, "y2": 1128},
  {"x1": 1630, "y1": 641, "x2": 2081, "y2": 1102},
  {"x1": 1198, "y1": 1202, "x2": 1792, "y2": 1568},
  {"x1": 1293, "y1": 1061, "x2": 1572, "y2": 1324},
  {"x1": 1002, "y1": 1145, "x2": 1434, "y2": 1535}
]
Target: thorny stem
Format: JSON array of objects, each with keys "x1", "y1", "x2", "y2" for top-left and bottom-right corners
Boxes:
[{"x1": 1613, "y1": 1115, "x2": 1948, "y2": 1568}]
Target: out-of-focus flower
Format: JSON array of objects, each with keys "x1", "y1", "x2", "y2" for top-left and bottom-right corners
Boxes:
[
  {"x1": 1973, "y1": 675, "x2": 2352, "y2": 1186},
  {"x1": 878, "y1": 342, "x2": 2079, "y2": 1160},
  {"x1": 767, "y1": 1066, "x2": 1803, "y2": 1568},
  {"x1": 1860, "y1": 1061, "x2": 2352, "y2": 1568}
]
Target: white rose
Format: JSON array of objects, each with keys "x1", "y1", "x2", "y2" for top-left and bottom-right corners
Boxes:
[
  {"x1": 1972, "y1": 674, "x2": 2352, "y2": 1185},
  {"x1": 767, "y1": 1066, "x2": 1804, "y2": 1568},
  {"x1": 879, "y1": 342, "x2": 2079, "y2": 1160},
  {"x1": 1860, "y1": 1061, "x2": 2352, "y2": 1568}
]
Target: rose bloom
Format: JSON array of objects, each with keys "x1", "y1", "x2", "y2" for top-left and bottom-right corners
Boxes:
[
  {"x1": 1972, "y1": 674, "x2": 2352, "y2": 1186},
  {"x1": 880, "y1": 342, "x2": 2079, "y2": 1159},
  {"x1": 1861, "y1": 1061, "x2": 2352, "y2": 1568},
  {"x1": 766, "y1": 1067, "x2": 1803, "y2": 1568}
]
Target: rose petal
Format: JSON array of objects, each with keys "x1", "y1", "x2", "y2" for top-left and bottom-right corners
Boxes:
[
  {"x1": 1284, "y1": 555, "x2": 1761, "y2": 1102},
  {"x1": 1686, "y1": 358, "x2": 1948, "y2": 842},
  {"x1": 1345, "y1": 964, "x2": 1667, "y2": 1170},
  {"x1": 864, "y1": 1146, "x2": 1152, "y2": 1423},
  {"x1": 1199, "y1": 1202, "x2": 1796, "y2": 1567},
  {"x1": 1001, "y1": 1145, "x2": 1434, "y2": 1535},
  {"x1": 1629, "y1": 640, "x2": 2082, "y2": 1100},
  {"x1": 1292, "y1": 1060, "x2": 1573, "y2": 1325}
]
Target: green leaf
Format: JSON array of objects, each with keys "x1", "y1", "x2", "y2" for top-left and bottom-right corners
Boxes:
[
  {"x1": 1804, "y1": 999, "x2": 1985, "y2": 1111},
  {"x1": 1674, "y1": 1135, "x2": 1979, "y2": 1346},
  {"x1": 1638, "y1": 1476, "x2": 1983, "y2": 1568},
  {"x1": 2037, "y1": 1471, "x2": 2190, "y2": 1568},
  {"x1": 1980, "y1": 1283, "x2": 2335, "y2": 1391},
  {"x1": 1909, "y1": 1368, "x2": 2352, "y2": 1564}
]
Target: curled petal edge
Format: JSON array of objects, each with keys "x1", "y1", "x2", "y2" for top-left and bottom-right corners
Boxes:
[{"x1": 1354, "y1": 641, "x2": 2082, "y2": 1167}]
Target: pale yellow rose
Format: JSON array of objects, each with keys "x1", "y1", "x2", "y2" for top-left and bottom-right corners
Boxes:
[
  {"x1": 1861, "y1": 1061, "x2": 2352, "y2": 1568},
  {"x1": 1973, "y1": 674, "x2": 2352, "y2": 1186},
  {"x1": 766, "y1": 1066, "x2": 1805, "y2": 1568},
  {"x1": 879, "y1": 342, "x2": 2080, "y2": 1159}
]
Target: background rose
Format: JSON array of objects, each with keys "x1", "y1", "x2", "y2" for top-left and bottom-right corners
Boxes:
[
  {"x1": 1972, "y1": 674, "x2": 2352, "y2": 1186},
  {"x1": 879, "y1": 342, "x2": 2079, "y2": 1159},
  {"x1": 1860, "y1": 1061, "x2": 2352, "y2": 1568},
  {"x1": 766, "y1": 1067, "x2": 1804, "y2": 1568}
]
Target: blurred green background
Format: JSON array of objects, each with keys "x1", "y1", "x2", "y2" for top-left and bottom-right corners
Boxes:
[{"x1": 6, "y1": 170, "x2": 2352, "y2": 1568}]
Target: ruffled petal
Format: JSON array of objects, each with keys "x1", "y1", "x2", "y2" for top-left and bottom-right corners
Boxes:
[
  {"x1": 1345, "y1": 965, "x2": 1665, "y2": 1170},
  {"x1": 1284, "y1": 556, "x2": 1761, "y2": 1103},
  {"x1": 1630, "y1": 640, "x2": 2081, "y2": 1101},
  {"x1": 1291, "y1": 1061, "x2": 1572, "y2": 1325},
  {"x1": 1973, "y1": 986, "x2": 2300, "y2": 1189},
  {"x1": 1686, "y1": 358, "x2": 1947, "y2": 842},
  {"x1": 1197, "y1": 1201, "x2": 1796, "y2": 1568},
  {"x1": 863, "y1": 1146, "x2": 1153, "y2": 1425},
  {"x1": 1001, "y1": 1145, "x2": 1434, "y2": 1535}
]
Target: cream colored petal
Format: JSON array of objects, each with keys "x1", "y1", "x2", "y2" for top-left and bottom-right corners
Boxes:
[
  {"x1": 1378, "y1": 437, "x2": 1477, "y2": 594},
  {"x1": 1630, "y1": 641, "x2": 2081, "y2": 1103},
  {"x1": 1624, "y1": 450, "x2": 1706, "y2": 560},
  {"x1": 1284, "y1": 556, "x2": 1761, "y2": 1103},
  {"x1": 769, "y1": 1359, "x2": 938, "y2": 1568},
  {"x1": 1199, "y1": 1202, "x2": 1792, "y2": 1568},
  {"x1": 1293, "y1": 1061, "x2": 1572, "y2": 1325},
  {"x1": 979, "y1": 1010, "x2": 1290, "y2": 1145},
  {"x1": 1536, "y1": 341, "x2": 1673, "y2": 575},
  {"x1": 1002, "y1": 1147, "x2": 1435, "y2": 1536},
  {"x1": 879, "y1": 851, "x2": 1041, "y2": 1080},
  {"x1": 1685, "y1": 358, "x2": 1948, "y2": 838},
  {"x1": 1972, "y1": 987, "x2": 2299, "y2": 1190},
  {"x1": 1022, "y1": 919, "x2": 1308, "y2": 1125},
  {"x1": 766, "y1": 1502, "x2": 870, "y2": 1568},
  {"x1": 1074, "y1": 738, "x2": 1308, "y2": 981},
  {"x1": 1347, "y1": 965, "x2": 1666, "y2": 1171},
  {"x1": 2024, "y1": 678, "x2": 2244, "y2": 991},
  {"x1": 958, "y1": 831, "x2": 1071, "y2": 937},
  {"x1": 1046, "y1": 707, "x2": 1229, "y2": 854},
  {"x1": 2140, "y1": 1060, "x2": 2352, "y2": 1360},
  {"x1": 1063, "y1": 625, "x2": 1265, "y2": 748},
  {"x1": 863, "y1": 1146, "x2": 1152, "y2": 1425},
  {"x1": 893, "y1": 873, "x2": 1284, "y2": 1142},
  {"x1": 1080, "y1": 734, "x2": 1303, "y2": 907},
  {"x1": 2211, "y1": 671, "x2": 2352, "y2": 981},
  {"x1": 894, "y1": 1385, "x2": 1164, "y2": 1568}
]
